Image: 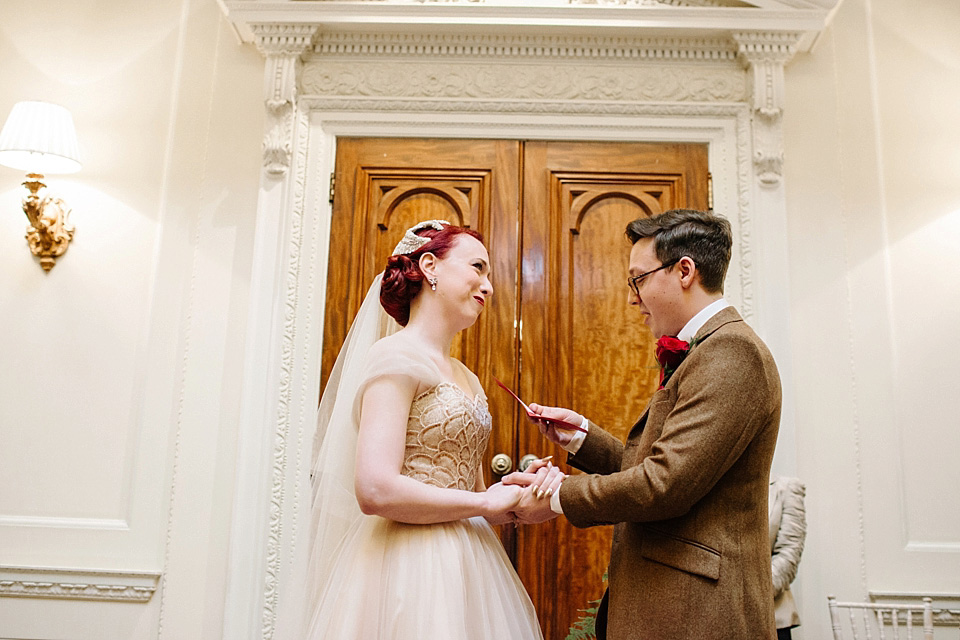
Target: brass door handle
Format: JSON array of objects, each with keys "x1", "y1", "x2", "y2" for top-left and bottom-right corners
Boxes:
[
  {"x1": 518, "y1": 454, "x2": 539, "y2": 472},
  {"x1": 490, "y1": 453, "x2": 513, "y2": 475}
]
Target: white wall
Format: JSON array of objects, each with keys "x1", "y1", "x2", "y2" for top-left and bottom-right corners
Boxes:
[
  {"x1": 0, "y1": 0, "x2": 263, "y2": 637},
  {"x1": 3, "y1": 0, "x2": 959, "y2": 638},
  {"x1": 784, "y1": 0, "x2": 960, "y2": 637}
]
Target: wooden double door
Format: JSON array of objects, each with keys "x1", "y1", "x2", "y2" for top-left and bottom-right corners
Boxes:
[{"x1": 322, "y1": 137, "x2": 708, "y2": 639}]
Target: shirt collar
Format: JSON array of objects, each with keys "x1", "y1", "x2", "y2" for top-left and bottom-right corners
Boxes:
[{"x1": 676, "y1": 298, "x2": 731, "y2": 344}]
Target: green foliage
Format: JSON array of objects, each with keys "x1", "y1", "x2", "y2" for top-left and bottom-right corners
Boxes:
[
  {"x1": 564, "y1": 570, "x2": 607, "y2": 640},
  {"x1": 564, "y1": 599, "x2": 600, "y2": 640}
]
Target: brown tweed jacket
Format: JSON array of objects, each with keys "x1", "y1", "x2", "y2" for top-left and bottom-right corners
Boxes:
[{"x1": 560, "y1": 307, "x2": 781, "y2": 640}]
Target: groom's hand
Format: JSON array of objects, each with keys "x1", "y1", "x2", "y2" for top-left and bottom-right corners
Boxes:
[
  {"x1": 528, "y1": 404, "x2": 584, "y2": 448},
  {"x1": 513, "y1": 486, "x2": 560, "y2": 524},
  {"x1": 502, "y1": 461, "x2": 565, "y2": 525},
  {"x1": 502, "y1": 459, "x2": 564, "y2": 497}
]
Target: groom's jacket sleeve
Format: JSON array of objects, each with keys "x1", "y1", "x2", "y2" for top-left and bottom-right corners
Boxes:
[
  {"x1": 566, "y1": 424, "x2": 623, "y2": 476},
  {"x1": 559, "y1": 326, "x2": 780, "y2": 527}
]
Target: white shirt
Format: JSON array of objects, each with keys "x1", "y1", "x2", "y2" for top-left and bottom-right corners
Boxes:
[{"x1": 550, "y1": 298, "x2": 731, "y2": 514}]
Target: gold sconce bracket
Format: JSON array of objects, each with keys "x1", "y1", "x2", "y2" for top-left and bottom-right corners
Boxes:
[{"x1": 22, "y1": 173, "x2": 75, "y2": 271}]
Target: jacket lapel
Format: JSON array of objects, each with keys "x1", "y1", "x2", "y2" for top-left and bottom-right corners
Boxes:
[
  {"x1": 627, "y1": 307, "x2": 742, "y2": 443},
  {"x1": 691, "y1": 305, "x2": 743, "y2": 347}
]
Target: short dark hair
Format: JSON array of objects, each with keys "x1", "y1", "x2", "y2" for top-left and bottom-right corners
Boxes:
[
  {"x1": 380, "y1": 224, "x2": 485, "y2": 326},
  {"x1": 625, "y1": 208, "x2": 732, "y2": 294}
]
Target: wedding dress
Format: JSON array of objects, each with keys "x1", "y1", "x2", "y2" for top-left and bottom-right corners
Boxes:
[{"x1": 304, "y1": 236, "x2": 542, "y2": 639}]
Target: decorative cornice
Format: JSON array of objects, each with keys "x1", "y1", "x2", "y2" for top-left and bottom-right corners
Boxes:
[
  {"x1": 732, "y1": 31, "x2": 801, "y2": 115},
  {"x1": 733, "y1": 30, "x2": 801, "y2": 61},
  {"x1": 0, "y1": 566, "x2": 161, "y2": 603},
  {"x1": 252, "y1": 23, "x2": 318, "y2": 58},
  {"x1": 311, "y1": 32, "x2": 739, "y2": 61},
  {"x1": 220, "y1": 2, "x2": 831, "y2": 51}
]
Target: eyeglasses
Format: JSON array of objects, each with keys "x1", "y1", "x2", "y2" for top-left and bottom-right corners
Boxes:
[{"x1": 627, "y1": 259, "x2": 679, "y2": 297}]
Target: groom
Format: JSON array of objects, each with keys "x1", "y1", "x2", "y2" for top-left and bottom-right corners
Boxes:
[{"x1": 510, "y1": 209, "x2": 781, "y2": 640}]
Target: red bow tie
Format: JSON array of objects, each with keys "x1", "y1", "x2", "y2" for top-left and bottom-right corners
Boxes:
[{"x1": 655, "y1": 335, "x2": 690, "y2": 389}]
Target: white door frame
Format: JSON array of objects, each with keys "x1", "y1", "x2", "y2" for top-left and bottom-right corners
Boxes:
[{"x1": 223, "y1": 25, "x2": 802, "y2": 640}]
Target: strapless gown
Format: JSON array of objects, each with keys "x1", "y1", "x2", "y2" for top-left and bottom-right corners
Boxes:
[{"x1": 306, "y1": 381, "x2": 543, "y2": 639}]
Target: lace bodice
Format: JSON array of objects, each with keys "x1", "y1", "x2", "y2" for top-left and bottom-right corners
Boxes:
[{"x1": 402, "y1": 382, "x2": 492, "y2": 490}]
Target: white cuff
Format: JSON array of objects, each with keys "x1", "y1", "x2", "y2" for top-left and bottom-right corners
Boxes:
[
  {"x1": 563, "y1": 415, "x2": 590, "y2": 454},
  {"x1": 550, "y1": 483, "x2": 564, "y2": 514}
]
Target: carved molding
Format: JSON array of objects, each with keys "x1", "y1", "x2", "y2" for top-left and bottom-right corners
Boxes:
[
  {"x1": 252, "y1": 23, "x2": 318, "y2": 58},
  {"x1": 312, "y1": 32, "x2": 739, "y2": 61},
  {"x1": 262, "y1": 106, "x2": 311, "y2": 640},
  {"x1": 301, "y1": 60, "x2": 746, "y2": 104},
  {"x1": 733, "y1": 31, "x2": 800, "y2": 114},
  {"x1": 252, "y1": 24, "x2": 317, "y2": 176},
  {"x1": 732, "y1": 31, "x2": 800, "y2": 187},
  {"x1": 0, "y1": 566, "x2": 160, "y2": 602}
]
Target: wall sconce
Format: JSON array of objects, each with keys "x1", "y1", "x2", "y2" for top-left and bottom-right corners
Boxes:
[{"x1": 0, "y1": 101, "x2": 82, "y2": 272}]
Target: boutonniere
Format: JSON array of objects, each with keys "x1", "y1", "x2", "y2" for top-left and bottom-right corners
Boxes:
[{"x1": 655, "y1": 335, "x2": 692, "y2": 389}]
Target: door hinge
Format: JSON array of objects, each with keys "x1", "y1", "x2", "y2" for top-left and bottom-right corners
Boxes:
[
  {"x1": 707, "y1": 172, "x2": 714, "y2": 211},
  {"x1": 328, "y1": 172, "x2": 336, "y2": 205}
]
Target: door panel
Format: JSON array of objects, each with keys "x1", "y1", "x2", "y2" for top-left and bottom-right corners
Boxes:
[
  {"x1": 322, "y1": 137, "x2": 708, "y2": 639},
  {"x1": 518, "y1": 141, "x2": 708, "y2": 639}
]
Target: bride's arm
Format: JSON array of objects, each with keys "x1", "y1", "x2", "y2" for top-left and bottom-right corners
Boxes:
[{"x1": 355, "y1": 374, "x2": 522, "y2": 524}]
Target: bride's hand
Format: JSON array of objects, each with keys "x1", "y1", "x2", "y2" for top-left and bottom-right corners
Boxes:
[
  {"x1": 502, "y1": 460, "x2": 566, "y2": 499},
  {"x1": 482, "y1": 482, "x2": 524, "y2": 524}
]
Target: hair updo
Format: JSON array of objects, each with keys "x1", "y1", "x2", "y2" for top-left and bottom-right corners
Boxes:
[{"x1": 380, "y1": 224, "x2": 485, "y2": 326}]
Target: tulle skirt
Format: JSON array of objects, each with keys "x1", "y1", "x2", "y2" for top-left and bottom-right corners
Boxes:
[{"x1": 306, "y1": 515, "x2": 543, "y2": 639}]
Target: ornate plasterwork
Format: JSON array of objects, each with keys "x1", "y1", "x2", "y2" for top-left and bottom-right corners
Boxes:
[
  {"x1": 313, "y1": 32, "x2": 738, "y2": 61},
  {"x1": 733, "y1": 31, "x2": 800, "y2": 186},
  {"x1": 0, "y1": 566, "x2": 160, "y2": 602},
  {"x1": 252, "y1": 24, "x2": 317, "y2": 176},
  {"x1": 261, "y1": 106, "x2": 311, "y2": 640},
  {"x1": 301, "y1": 59, "x2": 745, "y2": 104}
]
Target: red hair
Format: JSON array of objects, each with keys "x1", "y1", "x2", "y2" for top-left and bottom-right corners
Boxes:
[{"x1": 380, "y1": 224, "x2": 484, "y2": 326}]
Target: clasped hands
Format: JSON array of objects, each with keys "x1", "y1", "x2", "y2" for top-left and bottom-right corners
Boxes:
[
  {"x1": 484, "y1": 403, "x2": 584, "y2": 525},
  {"x1": 485, "y1": 458, "x2": 565, "y2": 526}
]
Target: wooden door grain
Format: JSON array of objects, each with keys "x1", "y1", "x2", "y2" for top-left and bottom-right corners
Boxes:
[{"x1": 517, "y1": 140, "x2": 708, "y2": 639}]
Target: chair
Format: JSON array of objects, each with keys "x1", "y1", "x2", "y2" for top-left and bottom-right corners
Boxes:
[{"x1": 827, "y1": 595, "x2": 934, "y2": 640}]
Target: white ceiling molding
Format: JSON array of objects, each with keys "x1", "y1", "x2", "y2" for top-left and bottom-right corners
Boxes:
[{"x1": 220, "y1": 0, "x2": 836, "y2": 50}]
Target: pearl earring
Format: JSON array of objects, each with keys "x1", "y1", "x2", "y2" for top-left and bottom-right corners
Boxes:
[{"x1": 429, "y1": 277, "x2": 437, "y2": 291}]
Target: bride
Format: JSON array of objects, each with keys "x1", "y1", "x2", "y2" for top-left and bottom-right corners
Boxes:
[{"x1": 305, "y1": 220, "x2": 562, "y2": 639}]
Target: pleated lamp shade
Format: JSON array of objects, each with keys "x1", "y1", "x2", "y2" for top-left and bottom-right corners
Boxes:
[{"x1": 0, "y1": 101, "x2": 82, "y2": 174}]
